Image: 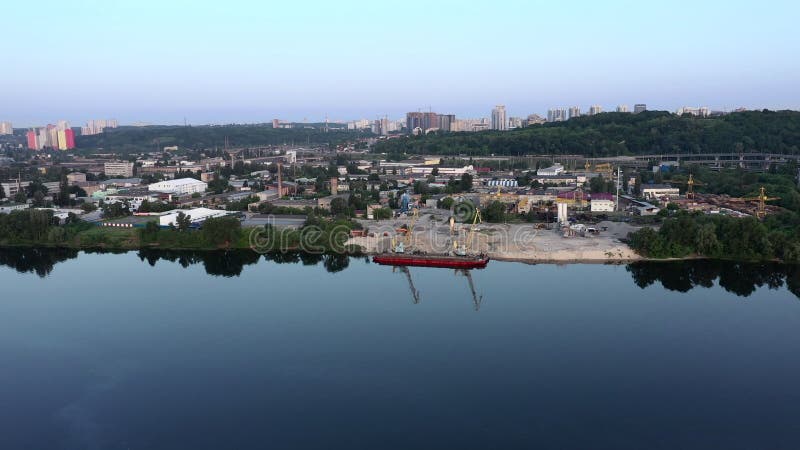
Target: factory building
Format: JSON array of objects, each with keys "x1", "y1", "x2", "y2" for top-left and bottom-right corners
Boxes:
[
  {"x1": 148, "y1": 178, "x2": 208, "y2": 196},
  {"x1": 158, "y1": 208, "x2": 230, "y2": 227}
]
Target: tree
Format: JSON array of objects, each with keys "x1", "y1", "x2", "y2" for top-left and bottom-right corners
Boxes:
[
  {"x1": 202, "y1": 216, "x2": 241, "y2": 247},
  {"x1": 460, "y1": 173, "x2": 473, "y2": 192},
  {"x1": 694, "y1": 223, "x2": 722, "y2": 256},
  {"x1": 373, "y1": 207, "x2": 392, "y2": 220},
  {"x1": 438, "y1": 197, "x2": 455, "y2": 210},
  {"x1": 330, "y1": 197, "x2": 349, "y2": 216},
  {"x1": 139, "y1": 221, "x2": 161, "y2": 243},
  {"x1": 483, "y1": 201, "x2": 506, "y2": 223},
  {"x1": 176, "y1": 211, "x2": 192, "y2": 231}
]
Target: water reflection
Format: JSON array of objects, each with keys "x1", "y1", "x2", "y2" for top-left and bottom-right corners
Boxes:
[
  {"x1": 0, "y1": 247, "x2": 79, "y2": 277},
  {"x1": 627, "y1": 260, "x2": 800, "y2": 298},
  {"x1": 1, "y1": 247, "x2": 799, "y2": 300}
]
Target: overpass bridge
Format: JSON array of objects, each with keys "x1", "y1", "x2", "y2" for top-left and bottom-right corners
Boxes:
[{"x1": 589, "y1": 153, "x2": 800, "y2": 171}]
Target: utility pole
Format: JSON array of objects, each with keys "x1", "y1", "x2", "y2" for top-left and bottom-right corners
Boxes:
[{"x1": 615, "y1": 166, "x2": 621, "y2": 211}]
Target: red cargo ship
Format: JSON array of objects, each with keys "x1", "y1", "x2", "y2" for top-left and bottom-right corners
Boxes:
[{"x1": 372, "y1": 254, "x2": 489, "y2": 269}]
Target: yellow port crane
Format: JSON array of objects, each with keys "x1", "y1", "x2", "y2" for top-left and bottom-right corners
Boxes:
[
  {"x1": 742, "y1": 186, "x2": 780, "y2": 220},
  {"x1": 455, "y1": 208, "x2": 482, "y2": 256},
  {"x1": 392, "y1": 207, "x2": 419, "y2": 253},
  {"x1": 682, "y1": 173, "x2": 704, "y2": 199}
]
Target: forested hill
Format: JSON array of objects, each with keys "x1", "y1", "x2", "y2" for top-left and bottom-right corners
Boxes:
[
  {"x1": 76, "y1": 124, "x2": 369, "y2": 153},
  {"x1": 373, "y1": 110, "x2": 800, "y2": 157}
]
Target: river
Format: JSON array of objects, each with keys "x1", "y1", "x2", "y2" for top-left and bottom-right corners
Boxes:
[{"x1": 1, "y1": 249, "x2": 800, "y2": 449}]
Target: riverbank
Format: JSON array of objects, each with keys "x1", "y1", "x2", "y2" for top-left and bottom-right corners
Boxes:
[{"x1": 347, "y1": 215, "x2": 643, "y2": 263}]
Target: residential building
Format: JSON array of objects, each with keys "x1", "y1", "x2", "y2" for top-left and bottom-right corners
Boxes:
[
  {"x1": 525, "y1": 114, "x2": 546, "y2": 126},
  {"x1": 148, "y1": 178, "x2": 208, "y2": 195},
  {"x1": 634, "y1": 104, "x2": 647, "y2": 114},
  {"x1": 1, "y1": 180, "x2": 30, "y2": 197},
  {"x1": 81, "y1": 119, "x2": 119, "y2": 136},
  {"x1": 491, "y1": 105, "x2": 507, "y2": 131},
  {"x1": 438, "y1": 114, "x2": 455, "y2": 132},
  {"x1": 616, "y1": 105, "x2": 629, "y2": 113},
  {"x1": 104, "y1": 161, "x2": 135, "y2": 178},
  {"x1": 26, "y1": 130, "x2": 38, "y2": 150},
  {"x1": 677, "y1": 107, "x2": 710, "y2": 117},
  {"x1": 508, "y1": 117, "x2": 523, "y2": 129},
  {"x1": 568, "y1": 106, "x2": 581, "y2": 119},
  {"x1": 405, "y1": 111, "x2": 441, "y2": 133},
  {"x1": 0, "y1": 121, "x2": 12, "y2": 135},
  {"x1": 588, "y1": 105, "x2": 603, "y2": 115},
  {"x1": 547, "y1": 108, "x2": 567, "y2": 122}
]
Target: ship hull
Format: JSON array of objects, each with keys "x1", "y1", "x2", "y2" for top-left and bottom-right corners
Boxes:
[{"x1": 372, "y1": 254, "x2": 489, "y2": 269}]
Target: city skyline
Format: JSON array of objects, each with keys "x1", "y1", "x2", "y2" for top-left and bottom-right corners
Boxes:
[{"x1": 3, "y1": 0, "x2": 799, "y2": 125}]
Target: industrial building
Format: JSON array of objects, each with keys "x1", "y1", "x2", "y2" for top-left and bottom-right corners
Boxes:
[
  {"x1": 536, "y1": 164, "x2": 565, "y2": 176},
  {"x1": 148, "y1": 178, "x2": 208, "y2": 196},
  {"x1": 158, "y1": 208, "x2": 229, "y2": 227},
  {"x1": 104, "y1": 161, "x2": 135, "y2": 178},
  {"x1": 642, "y1": 185, "x2": 680, "y2": 200}
]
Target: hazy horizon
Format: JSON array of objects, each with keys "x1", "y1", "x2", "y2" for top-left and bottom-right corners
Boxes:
[{"x1": 3, "y1": 0, "x2": 799, "y2": 127}]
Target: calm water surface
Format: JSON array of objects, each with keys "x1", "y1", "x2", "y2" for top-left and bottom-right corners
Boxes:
[{"x1": 1, "y1": 249, "x2": 800, "y2": 450}]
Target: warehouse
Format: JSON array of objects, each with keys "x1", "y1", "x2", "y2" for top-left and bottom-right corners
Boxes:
[
  {"x1": 159, "y1": 208, "x2": 230, "y2": 227},
  {"x1": 148, "y1": 178, "x2": 208, "y2": 195}
]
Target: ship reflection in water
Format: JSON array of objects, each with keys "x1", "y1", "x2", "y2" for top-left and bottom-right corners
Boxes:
[{"x1": 1, "y1": 247, "x2": 800, "y2": 301}]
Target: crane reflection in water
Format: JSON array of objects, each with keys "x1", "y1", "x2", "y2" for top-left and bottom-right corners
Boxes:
[{"x1": 392, "y1": 266, "x2": 484, "y2": 310}]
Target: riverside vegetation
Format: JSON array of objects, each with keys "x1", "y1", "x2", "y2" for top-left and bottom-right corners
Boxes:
[{"x1": 0, "y1": 209, "x2": 363, "y2": 254}]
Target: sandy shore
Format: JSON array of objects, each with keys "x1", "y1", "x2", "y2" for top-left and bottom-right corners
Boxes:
[{"x1": 347, "y1": 209, "x2": 643, "y2": 263}]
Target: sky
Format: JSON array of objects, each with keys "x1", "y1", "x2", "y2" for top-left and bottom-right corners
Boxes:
[{"x1": 2, "y1": 0, "x2": 799, "y2": 126}]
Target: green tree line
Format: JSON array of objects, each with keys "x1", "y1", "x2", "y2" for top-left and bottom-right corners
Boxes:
[{"x1": 374, "y1": 110, "x2": 800, "y2": 157}]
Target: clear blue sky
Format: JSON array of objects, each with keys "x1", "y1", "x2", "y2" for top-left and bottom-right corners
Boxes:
[{"x1": 3, "y1": 0, "x2": 799, "y2": 126}]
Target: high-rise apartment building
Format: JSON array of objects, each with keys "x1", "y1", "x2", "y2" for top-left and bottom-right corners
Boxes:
[
  {"x1": 0, "y1": 121, "x2": 12, "y2": 135},
  {"x1": 634, "y1": 104, "x2": 647, "y2": 114},
  {"x1": 406, "y1": 111, "x2": 447, "y2": 133},
  {"x1": 438, "y1": 114, "x2": 455, "y2": 132},
  {"x1": 616, "y1": 105, "x2": 629, "y2": 113},
  {"x1": 56, "y1": 129, "x2": 76, "y2": 150},
  {"x1": 81, "y1": 119, "x2": 118, "y2": 136},
  {"x1": 568, "y1": 106, "x2": 581, "y2": 119},
  {"x1": 26, "y1": 130, "x2": 38, "y2": 149},
  {"x1": 491, "y1": 105, "x2": 507, "y2": 131},
  {"x1": 588, "y1": 105, "x2": 603, "y2": 115},
  {"x1": 547, "y1": 108, "x2": 567, "y2": 122}
]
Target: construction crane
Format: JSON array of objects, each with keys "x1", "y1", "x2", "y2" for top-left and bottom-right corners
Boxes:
[
  {"x1": 455, "y1": 208, "x2": 483, "y2": 256},
  {"x1": 456, "y1": 269, "x2": 483, "y2": 311},
  {"x1": 394, "y1": 266, "x2": 420, "y2": 304},
  {"x1": 742, "y1": 186, "x2": 780, "y2": 220},
  {"x1": 393, "y1": 207, "x2": 419, "y2": 253},
  {"x1": 682, "y1": 173, "x2": 704, "y2": 199}
]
